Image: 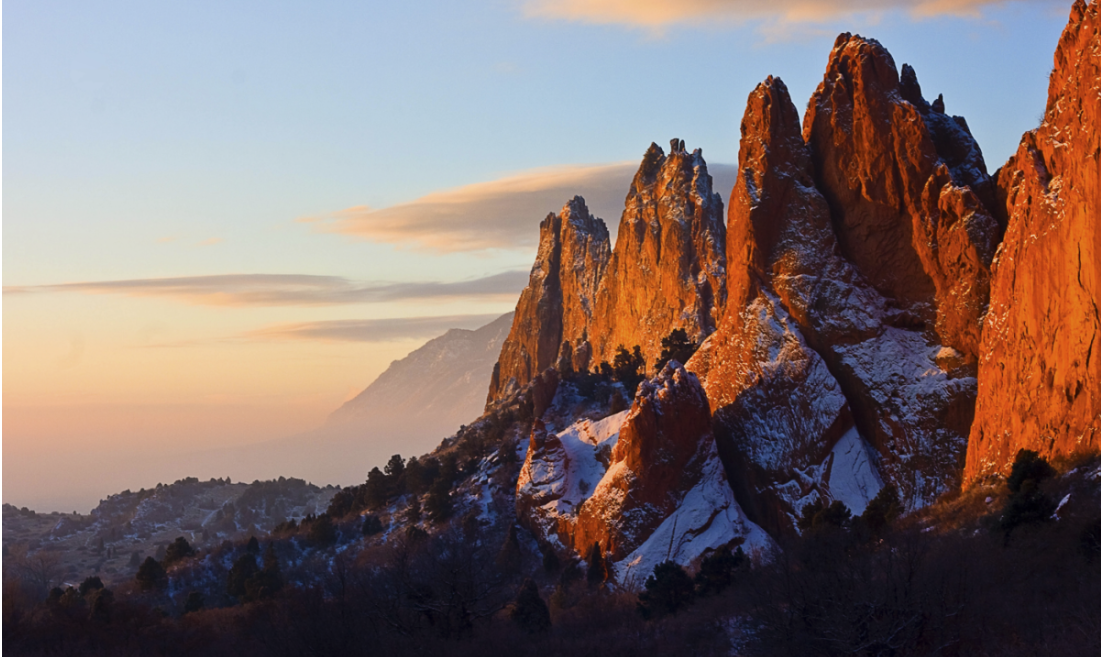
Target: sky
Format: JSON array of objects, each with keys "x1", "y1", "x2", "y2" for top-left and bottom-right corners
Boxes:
[{"x1": 3, "y1": 0, "x2": 1076, "y2": 512}]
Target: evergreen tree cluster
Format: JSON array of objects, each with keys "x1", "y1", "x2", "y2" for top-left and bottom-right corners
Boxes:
[
  {"x1": 653, "y1": 328, "x2": 699, "y2": 372},
  {"x1": 596, "y1": 344, "x2": 646, "y2": 398},
  {"x1": 326, "y1": 453, "x2": 459, "y2": 521}
]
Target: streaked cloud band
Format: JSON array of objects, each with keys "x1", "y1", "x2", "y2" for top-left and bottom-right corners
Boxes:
[
  {"x1": 242, "y1": 314, "x2": 504, "y2": 343},
  {"x1": 306, "y1": 161, "x2": 737, "y2": 253},
  {"x1": 4, "y1": 271, "x2": 528, "y2": 307}
]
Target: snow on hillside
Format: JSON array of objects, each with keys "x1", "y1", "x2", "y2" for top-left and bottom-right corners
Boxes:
[{"x1": 615, "y1": 439, "x2": 774, "y2": 586}]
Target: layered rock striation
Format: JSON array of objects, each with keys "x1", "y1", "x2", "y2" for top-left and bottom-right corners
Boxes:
[{"x1": 965, "y1": 0, "x2": 1101, "y2": 483}]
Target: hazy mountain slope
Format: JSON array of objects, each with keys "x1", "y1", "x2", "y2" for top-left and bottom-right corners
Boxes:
[{"x1": 328, "y1": 312, "x2": 514, "y2": 437}]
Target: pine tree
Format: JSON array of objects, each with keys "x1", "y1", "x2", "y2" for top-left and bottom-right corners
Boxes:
[
  {"x1": 362, "y1": 514, "x2": 384, "y2": 536},
  {"x1": 163, "y1": 536, "x2": 196, "y2": 567},
  {"x1": 425, "y1": 477, "x2": 453, "y2": 523},
  {"x1": 364, "y1": 467, "x2": 389, "y2": 509},
  {"x1": 694, "y1": 546, "x2": 747, "y2": 597},
  {"x1": 1006, "y1": 449, "x2": 1056, "y2": 493},
  {"x1": 135, "y1": 557, "x2": 167, "y2": 591},
  {"x1": 654, "y1": 328, "x2": 698, "y2": 372},
  {"x1": 405, "y1": 495, "x2": 422, "y2": 524},
  {"x1": 306, "y1": 513, "x2": 337, "y2": 547},
  {"x1": 226, "y1": 553, "x2": 259, "y2": 598},
  {"x1": 859, "y1": 484, "x2": 903, "y2": 535},
  {"x1": 638, "y1": 560, "x2": 695, "y2": 619},
  {"x1": 509, "y1": 579, "x2": 551, "y2": 633},
  {"x1": 183, "y1": 591, "x2": 205, "y2": 614},
  {"x1": 612, "y1": 345, "x2": 646, "y2": 397},
  {"x1": 586, "y1": 542, "x2": 610, "y2": 588},
  {"x1": 496, "y1": 525, "x2": 523, "y2": 574},
  {"x1": 244, "y1": 543, "x2": 283, "y2": 602},
  {"x1": 79, "y1": 575, "x2": 104, "y2": 597}
]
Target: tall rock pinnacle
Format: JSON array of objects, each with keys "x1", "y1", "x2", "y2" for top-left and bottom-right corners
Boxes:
[
  {"x1": 488, "y1": 197, "x2": 610, "y2": 401},
  {"x1": 589, "y1": 140, "x2": 727, "y2": 372},
  {"x1": 804, "y1": 34, "x2": 1000, "y2": 359},
  {"x1": 694, "y1": 39, "x2": 1004, "y2": 529},
  {"x1": 965, "y1": 0, "x2": 1101, "y2": 483}
]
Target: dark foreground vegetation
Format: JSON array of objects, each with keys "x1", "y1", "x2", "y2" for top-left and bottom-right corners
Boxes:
[{"x1": 5, "y1": 450, "x2": 1100, "y2": 657}]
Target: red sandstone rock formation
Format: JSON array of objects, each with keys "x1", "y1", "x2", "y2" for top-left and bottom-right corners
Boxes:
[
  {"x1": 804, "y1": 35, "x2": 1000, "y2": 360},
  {"x1": 694, "y1": 67, "x2": 990, "y2": 532},
  {"x1": 515, "y1": 363, "x2": 770, "y2": 575},
  {"x1": 572, "y1": 362, "x2": 716, "y2": 559},
  {"x1": 589, "y1": 140, "x2": 727, "y2": 372},
  {"x1": 488, "y1": 197, "x2": 609, "y2": 401},
  {"x1": 965, "y1": 0, "x2": 1101, "y2": 483}
]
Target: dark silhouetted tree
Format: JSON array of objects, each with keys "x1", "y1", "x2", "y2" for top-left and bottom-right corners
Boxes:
[
  {"x1": 245, "y1": 535, "x2": 260, "y2": 554},
  {"x1": 87, "y1": 588, "x2": 113, "y2": 623},
  {"x1": 244, "y1": 543, "x2": 283, "y2": 602},
  {"x1": 858, "y1": 484, "x2": 903, "y2": 535},
  {"x1": 654, "y1": 328, "x2": 698, "y2": 372},
  {"x1": 694, "y1": 546, "x2": 747, "y2": 597},
  {"x1": 586, "y1": 542, "x2": 610, "y2": 588},
  {"x1": 425, "y1": 477, "x2": 453, "y2": 523},
  {"x1": 405, "y1": 495, "x2": 422, "y2": 524},
  {"x1": 509, "y1": 579, "x2": 551, "y2": 633},
  {"x1": 496, "y1": 525, "x2": 523, "y2": 575},
  {"x1": 306, "y1": 513, "x2": 337, "y2": 547},
  {"x1": 1007, "y1": 449, "x2": 1056, "y2": 493},
  {"x1": 226, "y1": 553, "x2": 259, "y2": 599},
  {"x1": 798, "y1": 499, "x2": 852, "y2": 533},
  {"x1": 78, "y1": 576, "x2": 104, "y2": 597},
  {"x1": 639, "y1": 560, "x2": 696, "y2": 619},
  {"x1": 612, "y1": 345, "x2": 646, "y2": 397},
  {"x1": 135, "y1": 557, "x2": 167, "y2": 591},
  {"x1": 364, "y1": 467, "x2": 389, "y2": 509},
  {"x1": 183, "y1": 591, "x2": 205, "y2": 614},
  {"x1": 362, "y1": 514, "x2": 384, "y2": 536},
  {"x1": 1000, "y1": 449, "x2": 1058, "y2": 541},
  {"x1": 163, "y1": 536, "x2": 196, "y2": 567},
  {"x1": 385, "y1": 454, "x2": 406, "y2": 495}
]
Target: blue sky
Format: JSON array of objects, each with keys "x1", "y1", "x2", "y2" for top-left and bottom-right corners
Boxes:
[{"x1": 2, "y1": 0, "x2": 1077, "y2": 510}]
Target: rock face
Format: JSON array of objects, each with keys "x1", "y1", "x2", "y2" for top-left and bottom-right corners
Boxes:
[
  {"x1": 503, "y1": 4, "x2": 1100, "y2": 553},
  {"x1": 589, "y1": 140, "x2": 727, "y2": 370},
  {"x1": 692, "y1": 43, "x2": 1001, "y2": 532},
  {"x1": 965, "y1": 0, "x2": 1101, "y2": 483},
  {"x1": 488, "y1": 197, "x2": 610, "y2": 401},
  {"x1": 804, "y1": 34, "x2": 1000, "y2": 360},
  {"x1": 515, "y1": 364, "x2": 771, "y2": 578}
]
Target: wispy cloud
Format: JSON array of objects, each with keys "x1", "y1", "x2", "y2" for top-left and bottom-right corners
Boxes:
[
  {"x1": 304, "y1": 161, "x2": 737, "y2": 253},
  {"x1": 241, "y1": 314, "x2": 505, "y2": 343},
  {"x1": 4, "y1": 272, "x2": 528, "y2": 307},
  {"x1": 522, "y1": 0, "x2": 1061, "y2": 29}
]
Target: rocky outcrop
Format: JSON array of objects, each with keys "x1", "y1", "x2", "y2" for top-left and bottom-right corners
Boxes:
[
  {"x1": 573, "y1": 362, "x2": 719, "y2": 559},
  {"x1": 515, "y1": 365, "x2": 770, "y2": 577},
  {"x1": 589, "y1": 140, "x2": 727, "y2": 372},
  {"x1": 804, "y1": 34, "x2": 1000, "y2": 360},
  {"x1": 965, "y1": 0, "x2": 1101, "y2": 484},
  {"x1": 693, "y1": 63, "x2": 991, "y2": 533},
  {"x1": 488, "y1": 197, "x2": 610, "y2": 401}
]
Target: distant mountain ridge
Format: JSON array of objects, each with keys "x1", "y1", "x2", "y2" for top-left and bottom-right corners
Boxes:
[{"x1": 328, "y1": 312, "x2": 514, "y2": 441}]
